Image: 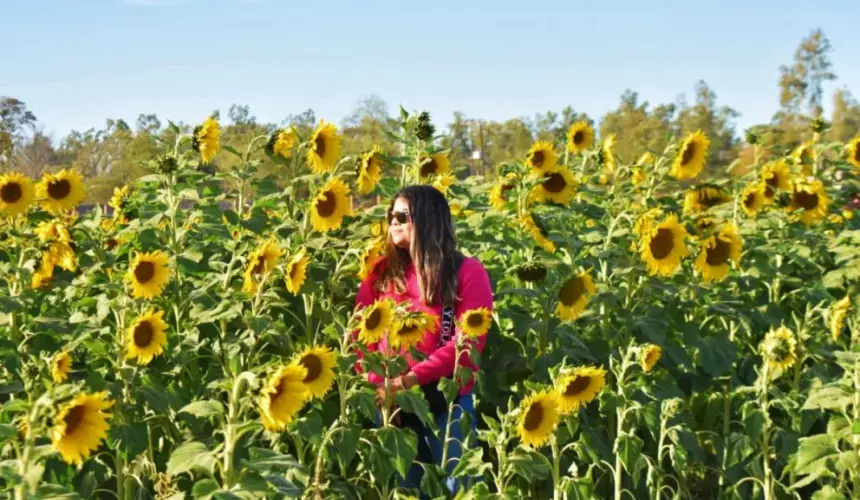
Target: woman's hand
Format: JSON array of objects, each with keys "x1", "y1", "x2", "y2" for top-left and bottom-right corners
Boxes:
[{"x1": 374, "y1": 373, "x2": 419, "y2": 407}]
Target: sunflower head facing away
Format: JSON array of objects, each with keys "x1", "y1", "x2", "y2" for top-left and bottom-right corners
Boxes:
[
  {"x1": 566, "y1": 121, "x2": 594, "y2": 154},
  {"x1": 639, "y1": 214, "x2": 690, "y2": 277},
  {"x1": 306, "y1": 120, "x2": 343, "y2": 175},
  {"x1": 682, "y1": 185, "x2": 730, "y2": 216},
  {"x1": 694, "y1": 222, "x2": 742, "y2": 283},
  {"x1": 556, "y1": 365, "x2": 606, "y2": 414},
  {"x1": 517, "y1": 390, "x2": 560, "y2": 448},
  {"x1": 0, "y1": 172, "x2": 35, "y2": 216},
  {"x1": 555, "y1": 271, "x2": 596, "y2": 321},
  {"x1": 310, "y1": 177, "x2": 352, "y2": 232},
  {"x1": 525, "y1": 141, "x2": 557, "y2": 173},
  {"x1": 358, "y1": 146, "x2": 385, "y2": 194},
  {"x1": 126, "y1": 251, "x2": 171, "y2": 299},
  {"x1": 358, "y1": 298, "x2": 394, "y2": 345},
  {"x1": 37, "y1": 169, "x2": 86, "y2": 215},
  {"x1": 259, "y1": 364, "x2": 310, "y2": 431},
  {"x1": 192, "y1": 117, "x2": 221, "y2": 164},
  {"x1": 639, "y1": 344, "x2": 662, "y2": 373},
  {"x1": 267, "y1": 128, "x2": 297, "y2": 159},
  {"x1": 294, "y1": 345, "x2": 337, "y2": 399},
  {"x1": 829, "y1": 295, "x2": 851, "y2": 342},
  {"x1": 51, "y1": 351, "x2": 73, "y2": 383},
  {"x1": 847, "y1": 137, "x2": 860, "y2": 168},
  {"x1": 126, "y1": 308, "x2": 168, "y2": 365},
  {"x1": 760, "y1": 326, "x2": 797, "y2": 374},
  {"x1": 788, "y1": 179, "x2": 829, "y2": 226},
  {"x1": 459, "y1": 307, "x2": 493, "y2": 339},
  {"x1": 670, "y1": 130, "x2": 710, "y2": 181},
  {"x1": 51, "y1": 391, "x2": 113, "y2": 465},
  {"x1": 285, "y1": 248, "x2": 310, "y2": 296}
]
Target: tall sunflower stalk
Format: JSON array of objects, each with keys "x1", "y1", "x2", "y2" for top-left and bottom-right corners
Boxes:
[{"x1": 610, "y1": 342, "x2": 641, "y2": 500}]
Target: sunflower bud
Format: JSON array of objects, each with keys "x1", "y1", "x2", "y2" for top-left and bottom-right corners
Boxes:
[
  {"x1": 661, "y1": 398, "x2": 683, "y2": 418},
  {"x1": 154, "y1": 155, "x2": 178, "y2": 175},
  {"x1": 416, "y1": 111, "x2": 435, "y2": 141},
  {"x1": 809, "y1": 116, "x2": 828, "y2": 134},
  {"x1": 516, "y1": 262, "x2": 547, "y2": 282},
  {"x1": 744, "y1": 129, "x2": 759, "y2": 145}
]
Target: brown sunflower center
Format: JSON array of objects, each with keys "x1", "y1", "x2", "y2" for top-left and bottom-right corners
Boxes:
[
  {"x1": 1, "y1": 182, "x2": 22, "y2": 203},
  {"x1": 289, "y1": 261, "x2": 302, "y2": 281},
  {"x1": 301, "y1": 354, "x2": 322, "y2": 383},
  {"x1": 649, "y1": 228, "x2": 676, "y2": 260},
  {"x1": 516, "y1": 263, "x2": 547, "y2": 282},
  {"x1": 564, "y1": 376, "x2": 591, "y2": 396},
  {"x1": 764, "y1": 185, "x2": 775, "y2": 199},
  {"x1": 314, "y1": 134, "x2": 326, "y2": 158},
  {"x1": 680, "y1": 142, "x2": 697, "y2": 165},
  {"x1": 646, "y1": 351, "x2": 659, "y2": 365},
  {"x1": 466, "y1": 312, "x2": 485, "y2": 328},
  {"x1": 315, "y1": 191, "x2": 337, "y2": 218},
  {"x1": 252, "y1": 256, "x2": 265, "y2": 275},
  {"x1": 853, "y1": 145, "x2": 860, "y2": 162},
  {"x1": 744, "y1": 192, "x2": 758, "y2": 209},
  {"x1": 420, "y1": 159, "x2": 438, "y2": 178},
  {"x1": 793, "y1": 190, "x2": 819, "y2": 210},
  {"x1": 559, "y1": 277, "x2": 584, "y2": 306},
  {"x1": 133, "y1": 321, "x2": 154, "y2": 347},
  {"x1": 699, "y1": 190, "x2": 726, "y2": 208},
  {"x1": 63, "y1": 405, "x2": 86, "y2": 435},
  {"x1": 573, "y1": 131, "x2": 585, "y2": 145},
  {"x1": 706, "y1": 238, "x2": 732, "y2": 266},
  {"x1": 765, "y1": 173, "x2": 781, "y2": 189},
  {"x1": 398, "y1": 323, "x2": 419, "y2": 336},
  {"x1": 543, "y1": 173, "x2": 566, "y2": 193},
  {"x1": 530, "y1": 151, "x2": 545, "y2": 168},
  {"x1": 134, "y1": 261, "x2": 155, "y2": 283},
  {"x1": 523, "y1": 402, "x2": 544, "y2": 431},
  {"x1": 48, "y1": 179, "x2": 71, "y2": 200},
  {"x1": 365, "y1": 308, "x2": 382, "y2": 330}
]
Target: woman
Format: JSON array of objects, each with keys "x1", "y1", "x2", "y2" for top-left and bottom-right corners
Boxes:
[{"x1": 353, "y1": 184, "x2": 494, "y2": 493}]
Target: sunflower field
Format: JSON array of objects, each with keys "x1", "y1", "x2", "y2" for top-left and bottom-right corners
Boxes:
[{"x1": 1, "y1": 108, "x2": 860, "y2": 500}]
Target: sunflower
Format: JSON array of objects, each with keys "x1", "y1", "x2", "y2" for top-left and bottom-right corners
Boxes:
[
  {"x1": 530, "y1": 167, "x2": 578, "y2": 206},
  {"x1": 846, "y1": 137, "x2": 860, "y2": 168},
  {"x1": 636, "y1": 152, "x2": 655, "y2": 166},
  {"x1": 241, "y1": 239, "x2": 282, "y2": 294},
  {"x1": 310, "y1": 177, "x2": 351, "y2": 232},
  {"x1": 682, "y1": 185, "x2": 730, "y2": 215},
  {"x1": 294, "y1": 345, "x2": 337, "y2": 399},
  {"x1": 306, "y1": 120, "x2": 342, "y2": 174},
  {"x1": 517, "y1": 391, "x2": 560, "y2": 448},
  {"x1": 741, "y1": 182, "x2": 767, "y2": 216},
  {"x1": 268, "y1": 128, "x2": 297, "y2": 159},
  {"x1": 830, "y1": 295, "x2": 851, "y2": 342},
  {"x1": 37, "y1": 169, "x2": 86, "y2": 214},
  {"x1": 760, "y1": 160, "x2": 793, "y2": 202},
  {"x1": 787, "y1": 179, "x2": 829, "y2": 225},
  {"x1": 389, "y1": 311, "x2": 436, "y2": 351},
  {"x1": 760, "y1": 326, "x2": 797, "y2": 373},
  {"x1": 51, "y1": 391, "x2": 113, "y2": 465},
  {"x1": 639, "y1": 344, "x2": 662, "y2": 373},
  {"x1": 192, "y1": 117, "x2": 221, "y2": 164},
  {"x1": 670, "y1": 130, "x2": 710, "y2": 180},
  {"x1": 555, "y1": 366, "x2": 606, "y2": 414},
  {"x1": 566, "y1": 121, "x2": 594, "y2": 154},
  {"x1": 555, "y1": 271, "x2": 596, "y2": 321},
  {"x1": 632, "y1": 208, "x2": 663, "y2": 238},
  {"x1": 525, "y1": 141, "x2": 557, "y2": 173},
  {"x1": 48, "y1": 241, "x2": 77, "y2": 272},
  {"x1": 358, "y1": 299, "x2": 394, "y2": 344},
  {"x1": 358, "y1": 146, "x2": 384, "y2": 194},
  {"x1": 600, "y1": 134, "x2": 617, "y2": 171},
  {"x1": 126, "y1": 250, "x2": 171, "y2": 299},
  {"x1": 631, "y1": 168, "x2": 647, "y2": 186},
  {"x1": 516, "y1": 262, "x2": 547, "y2": 282},
  {"x1": 259, "y1": 364, "x2": 310, "y2": 431},
  {"x1": 792, "y1": 141, "x2": 817, "y2": 174},
  {"x1": 125, "y1": 308, "x2": 168, "y2": 365},
  {"x1": 459, "y1": 307, "x2": 492, "y2": 338},
  {"x1": 432, "y1": 173, "x2": 456, "y2": 196},
  {"x1": 35, "y1": 219, "x2": 72, "y2": 243},
  {"x1": 694, "y1": 222, "x2": 742, "y2": 283},
  {"x1": 489, "y1": 181, "x2": 515, "y2": 210},
  {"x1": 51, "y1": 352, "x2": 72, "y2": 383},
  {"x1": 639, "y1": 214, "x2": 689, "y2": 277},
  {"x1": 520, "y1": 212, "x2": 555, "y2": 253},
  {"x1": 0, "y1": 172, "x2": 35, "y2": 216},
  {"x1": 285, "y1": 248, "x2": 310, "y2": 296},
  {"x1": 418, "y1": 152, "x2": 450, "y2": 179},
  {"x1": 108, "y1": 185, "x2": 130, "y2": 214},
  {"x1": 358, "y1": 240, "x2": 384, "y2": 281},
  {"x1": 31, "y1": 254, "x2": 55, "y2": 289}
]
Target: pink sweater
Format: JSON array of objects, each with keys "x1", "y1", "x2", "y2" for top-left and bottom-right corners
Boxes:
[{"x1": 353, "y1": 256, "x2": 494, "y2": 396}]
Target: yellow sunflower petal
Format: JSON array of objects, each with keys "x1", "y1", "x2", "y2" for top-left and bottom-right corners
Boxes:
[
  {"x1": 555, "y1": 271, "x2": 596, "y2": 321},
  {"x1": 259, "y1": 364, "x2": 310, "y2": 431},
  {"x1": 193, "y1": 117, "x2": 221, "y2": 163}
]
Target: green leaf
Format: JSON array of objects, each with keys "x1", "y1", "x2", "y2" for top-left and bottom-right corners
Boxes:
[
  {"x1": 852, "y1": 420, "x2": 860, "y2": 434},
  {"x1": 349, "y1": 390, "x2": 379, "y2": 422},
  {"x1": 167, "y1": 441, "x2": 216, "y2": 476},
  {"x1": 395, "y1": 389, "x2": 433, "y2": 428},
  {"x1": 378, "y1": 427, "x2": 418, "y2": 480},
  {"x1": 508, "y1": 448, "x2": 551, "y2": 481},
  {"x1": 0, "y1": 424, "x2": 17, "y2": 442},
  {"x1": 109, "y1": 423, "x2": 148, "y2": 461},
  {"x1": 451, "y1": 446, "x2": 492, "y2": 478},
  {"x1": 811, "y1": 485, "x2": 847, "y2": 500},
  {"x1": 180, "y1": 400, "x2": 225, "y2": 419},
  {"x1": 616, "y1": 432, "x2": 644, "y2": 480},
  {"x1": 803, "y1": 385, "x2": 853, "y2": 411},
  {"x1": 793, "y1": 434, "x2": 837, "y2": 484},
  {"x1": 262, "y1": 475, "x2": 303, "y2": 498},
  {"x1": 697, "y1": 333, "x2": 737, "y2": 377},
  {"x1": 243, "y1": 448, "x2": 301, "y2": 471},
  {"x1": 192, "y1": 478, "x2": 220, "y2": 499},
  {"x1": 330, "y1": 425, "x2": 360, "y2": 472}
]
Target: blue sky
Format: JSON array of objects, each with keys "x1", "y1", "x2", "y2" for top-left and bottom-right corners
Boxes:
[{"x1": 1, "y1": 0, "x2": 859, "y2": 139}]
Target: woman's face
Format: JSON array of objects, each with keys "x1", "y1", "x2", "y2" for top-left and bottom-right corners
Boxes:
[{"x1": 388, "y1": 197, "x2": 412, "y2": 249}]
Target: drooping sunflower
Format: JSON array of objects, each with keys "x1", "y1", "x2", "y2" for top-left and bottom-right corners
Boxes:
[
  {"x1": 741, "y1": 182, "x2": 767, "y2": 216},
  {"x1": 294, "y1": 345, "x2": 337, "y2": 399},
  {"x1": 555, "y1": 271, "x2": 596, "y2": 321},
  {"x1": 845, "y1": 136, "x2": 860, "y2": 168},
  {"x1": 639, "y1": 214, "x2": 690, "y2": 277},
  {"x1": 694, "y1": 222, "x2": 742, "y2": 283},
  {"x1": 566, "y1": 121, "x2": 594, "y2": 154},
  {"x1": 358, "y1": 146, "x2": 384, "y2": 194},
  {"x1": 418, "y1": 152, "x2": 450, "y2": 179},
  {"x1": 792, "y1": 141, "x2": 817, "y2": 174},
  {"x1": 787, "y1": 179, "x2": 829, "y2": 226},
  {"x1": 268, "y1": 128, "x2": 297, "y2": 159},
  {"x1": 517, "y1": 390, "x2": 560, "y2": 448},
  {"x1": 125, "y1": 250, "x2": 171, "y2": 299},
  {"x1": 639, "y1": 344, "x2": 662, "y2": 373},
  {"x1": 459, "y1": 307, "x2": 493, "y2": 338},
  {"x1": 432, "y1": 173, "x2": 456, "y2": 195},
  {"x1": 525, "y1": 141, "x2": 557, "y2": 173},
  {"x1": 631, "y1": 168, "x2": 647, "y2": 186},
  {"x1": 829, "y1": 295, "x2": 851, "y2": 342},
  {"x1": 760, "y1": 326, "x2": 797, "y2": 373},
  {"x1": 520, "y1": 212, "x2": 556, "y2": 253},
  {"x1": 682, "y1": 185, "x2": 730, "y2": 215},
  {"x1": 358, "y1": 298, "x2": 394, "y2": 344},
  {"x1": 670, "y1": 130, "x2": 710, "y2": 181},
  {"x1": 48, "y1": 241, "x2": 77, "y2": 272},
  {"x1": 51, "y1": 352, "x2": 72, "y2": 383},
  {"x1": 259, "y1": 364, "x2": 310, "y2": 431},
  {"x1": 192, "y1": 117, "x2": 221, "y2": 164},
  {"x1": 489, "y1": 180, "x2": 515, "y2": 210},
  {"x1": 555, "y1": 366, "x2": 606, "y2": 414},
  {"x1": 530, "y1": 167, "x2": 578, "y2": 206},
  {"x1": 243, "y1": 240, "x2": 282, "y2": 294},
  {"x1": 31, "y1": 254, "x2": 55, "y2": 289},
  {"x1": 600, "y1": 134, "x2": 617, "y2": 172},
  {"x1": 125, "y1": 308, "x2": 168, "y2": 365},
  {"x1": 306, "y1": 120, "x2": 342, "y2": 174},
  {"x1": 760, "y1": 160, "x2": 793, "y2": 202},
  {"x1": 0, "y1": 172, "x2": 35, "y2": 216},
  {"x1": 35, "y1": 219, "x2": 71, "y2": 243},
  {"x1": 516, "y1": 261, "x2": 548, "y2": 282},
  {"x1": 37, "y1": 169, "x2": 86, "y2": 214},
  {"x1": 358, "y1": 240, "x2": 384, "y2": 281},
  {"x1": 310, "y1": 177, "x2": 351, "y2": 232},
  {"x1": 108, "y1": 185, "x2": 130, "y2": 214},
  {"x1": 285, "y1": 248, "x2": 310, "y2": 296},
  {"x1": 51, "y1": 391, "x2": 113, "y2": 465},
  {"x1": 389, "y1": 311, "x2": 436, "y2": 351}
]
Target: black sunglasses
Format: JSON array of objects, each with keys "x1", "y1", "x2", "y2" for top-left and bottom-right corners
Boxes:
[{"x1": 388, "y1": 210, "x2": 411, "y2": 224}]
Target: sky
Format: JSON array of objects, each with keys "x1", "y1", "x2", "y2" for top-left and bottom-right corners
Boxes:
[{"x1": 2, "y1": 0, "x2": 860, "y2": 140}]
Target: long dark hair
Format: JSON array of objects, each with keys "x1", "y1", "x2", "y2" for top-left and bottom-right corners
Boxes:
[{"x1": 377, "y1": 185, "x2": 462, "y2": 306}]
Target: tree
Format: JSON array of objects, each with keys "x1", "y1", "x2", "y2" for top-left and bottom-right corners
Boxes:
[
  {"x1": 13, "y1": 130, "x2": 57, "y2": 177},
  {"x1": 599, "y1": 90, "x2": 676, "y2": 162},
  {"x1": 0, "y1": 97, "x2": 38, "y2": 169},
  {"x1": 831, "y1": 88, "x2": 860, "y2": 142}
]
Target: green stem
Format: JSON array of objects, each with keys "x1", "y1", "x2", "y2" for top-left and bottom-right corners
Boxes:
[
  {"x1": 304, "y1": 293, "x2": 315, "y2": 345},
  {"x1": 760, "y1": 362, "x2": 773, "y2": 500},
  {"x1": 13, "y1": 403, "x2": 37, "y2": 500},
  {"x1": 551, "y1": 435, "x2": 562, "y2": 500},
  {"x1": 440, "y1": 340, "x2": 464, "y2": 469}
]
